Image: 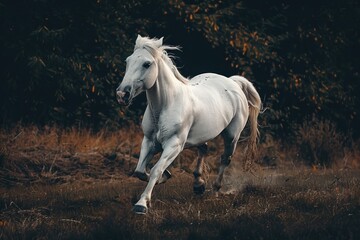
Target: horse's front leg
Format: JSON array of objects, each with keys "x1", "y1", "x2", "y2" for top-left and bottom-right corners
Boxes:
[
  {"x1": 133, "y1": 136, "x2": 171, "y2": 183},
  {"x1": 133, "y1": 136, "x2": 184, "y2": 214},
  {"x1": 133, "y1": 136, "x2": 160, "y2": 181}
]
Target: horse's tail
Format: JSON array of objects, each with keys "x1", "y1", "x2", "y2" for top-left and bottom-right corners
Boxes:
[{"x1": 230, "y1": 75, "x2": 261, "y2": 170}]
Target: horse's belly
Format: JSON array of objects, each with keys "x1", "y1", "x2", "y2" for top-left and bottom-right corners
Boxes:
[
  {"x1": 185, "y1": 121, "x2": 225, "y2": 147},
  {"x1": 185, "y1": 73, "x2": 246, "y2": 147},
  {"x1": 185, "y1": 103, "x2": 234, "y2": 146}
]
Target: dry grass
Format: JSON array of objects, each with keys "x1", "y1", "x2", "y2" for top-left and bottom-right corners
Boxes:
[
  {"x1": 1, "y1": 125, "x2": 360, "y2": 239},
  {"x1": 0, "y1": 125, "x2": 144, "y2": 186}
]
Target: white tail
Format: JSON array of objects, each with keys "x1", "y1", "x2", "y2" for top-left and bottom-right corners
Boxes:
[{"x1": 230, "y1": 75, "x2": 261, "y2": 170}]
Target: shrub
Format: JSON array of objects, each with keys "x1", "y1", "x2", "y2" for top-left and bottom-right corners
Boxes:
[{"x1": 295, "y1": 117, "x2": 347, "y2": 166}]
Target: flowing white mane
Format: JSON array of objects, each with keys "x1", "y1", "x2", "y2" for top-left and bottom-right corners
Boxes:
[{"x1": 134, "y1": 36, "x2": 188, "y2": 84}]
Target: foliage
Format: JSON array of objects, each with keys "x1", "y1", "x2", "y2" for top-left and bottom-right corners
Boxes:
[
  {"x1": 0, "y1": 0, "x2": 359, "y2": 138},
  {"x1": 167, "y1": 0, "x2": 360, "y2": 137},
  {"x1": 295, "y1": 117, "x2": 347, "y2": 166},
  {"x1": 0, "y1": 0, "x2": 164, "y2": 127}
]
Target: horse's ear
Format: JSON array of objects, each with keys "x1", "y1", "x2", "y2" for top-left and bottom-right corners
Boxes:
[
  {"x1": 136, "y1": 34, "x2": 142, "y2": 44},
  {"x1": 154, "y1": 37, "x2": 163, "y2": 48}
]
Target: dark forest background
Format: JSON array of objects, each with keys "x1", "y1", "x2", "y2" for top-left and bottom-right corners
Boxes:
[{"x1": 1, "y1": 0, "x2": 359, "y2": 140}]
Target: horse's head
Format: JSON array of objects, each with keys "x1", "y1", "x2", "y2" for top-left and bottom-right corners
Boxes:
[{"x1": 116, "y1": 35, "x2": 163, "y2": 105}]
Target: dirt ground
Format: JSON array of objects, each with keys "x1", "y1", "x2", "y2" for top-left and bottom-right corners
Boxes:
[
  {"x1": 1, "y1": 127, "x2": 360, "y2": 239},
  {"x1": 1, "y1": 167, "x2": 360, "y2": 240}
]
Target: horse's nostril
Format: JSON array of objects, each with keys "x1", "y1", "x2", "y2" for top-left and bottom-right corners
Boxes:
[
  {"x1": 124, "y1": 85, "x2": 131, "y2": 92},
  {"x1": 122, "y1": 86, "x2": 131, "y2": 102},
  {"x1": 123, "y1": 91, "x2": 130, "y2": 101}
]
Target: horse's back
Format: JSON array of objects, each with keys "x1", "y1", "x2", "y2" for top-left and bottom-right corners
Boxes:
[
  {"x1": 189, "y1": 73, "x2": 246, "y2": 107},
  {"x1": 190, "y1": 73, "x2": 237, "y2": 89},
  {"x1": 185, "y1": 73, "x2": 248, "y2": 146}
]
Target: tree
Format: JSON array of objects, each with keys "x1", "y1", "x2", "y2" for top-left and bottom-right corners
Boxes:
[
  {"x1": 1, "y1": 0, "x2": 359, "y2": 139},
  {"x1": 166, "y1": 0, "x2": 360, "y2": 137}
]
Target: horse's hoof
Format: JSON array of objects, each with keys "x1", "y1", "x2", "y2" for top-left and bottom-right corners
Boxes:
[
  {"x1": 133, "y1": 171, "x2": 149, "y2": 182},
  {"x1": 163, "y1": 169, "x2": 172, "y2": 180},
  {"x1": 133, "y1": 205, "x2": 148, "y2": 215},
  {"x1": 158, "y1": 169, "x2": 172, "y2": 184},
  {"x1": 193, "y1": 184, "x2": 206, "y2": 195}
]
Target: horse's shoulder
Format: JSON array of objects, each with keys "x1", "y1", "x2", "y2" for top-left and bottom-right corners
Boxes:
[{"x1": 142, "y1": 107, "x2": 156, "y2": 136}]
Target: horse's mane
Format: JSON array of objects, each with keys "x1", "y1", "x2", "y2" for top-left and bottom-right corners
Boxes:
[{"x1": 134, "y1": 36, "x2": 188, "y2": 84}]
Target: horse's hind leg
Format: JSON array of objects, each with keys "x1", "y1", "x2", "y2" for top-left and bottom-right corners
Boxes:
[
  {"x1": 213, "y1": 130, "x2": 241, "y2": 191},
  {"x1": 193, "y1": 143, "x2": 208, "y2": 194}
]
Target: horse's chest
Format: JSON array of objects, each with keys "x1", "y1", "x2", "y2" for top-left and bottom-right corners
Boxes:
[
  {"x1": 154, "y1": 110, "x2": 189, "y2": 142},
  {"x1": 145, "y1": 104, "x2": 191, "y2": 144},
  {"x1": 155, "y1": 120, "x2": 182, "y2": 143}
]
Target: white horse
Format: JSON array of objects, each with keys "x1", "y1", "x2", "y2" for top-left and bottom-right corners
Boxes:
[{"x1": 116, "y1": 35, "x2": 261, "y2": 214}]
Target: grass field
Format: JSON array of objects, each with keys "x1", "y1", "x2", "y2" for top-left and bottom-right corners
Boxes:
[{"x1": 1, "y1": 126, "x2": 360, "y2": 239}]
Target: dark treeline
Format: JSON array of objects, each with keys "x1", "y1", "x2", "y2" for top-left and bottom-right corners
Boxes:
[{"x1": 0, "y1": 0, "x2": 359, "y2": 139}]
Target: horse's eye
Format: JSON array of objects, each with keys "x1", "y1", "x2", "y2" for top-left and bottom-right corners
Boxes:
[{"x1": 143, "y1": 61, "x2": 151, "y2": 69}]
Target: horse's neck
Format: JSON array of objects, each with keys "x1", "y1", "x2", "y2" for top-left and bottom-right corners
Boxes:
[{"x1": 146, "y1": 59, "x2": 184, "y2": 121}]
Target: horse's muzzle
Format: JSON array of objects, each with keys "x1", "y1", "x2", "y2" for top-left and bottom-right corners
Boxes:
[{"x1": 116, "y1": 86, "x2": 131, "y2": 105}]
